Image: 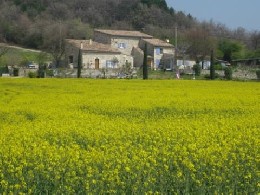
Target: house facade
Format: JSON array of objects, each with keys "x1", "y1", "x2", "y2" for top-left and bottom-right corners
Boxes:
[
  {"x1": 65, "y1": 39, "x2": 133, "y2": 69},
  {"x1": 140, "y1": 38, "x2": 175, "y2": 70},
  {"x1": 65, "y1": 29, "x2": 175, "y2": 71},
  {"x1": 94, "y1": 29, "x2": 153, "y2": 56}
]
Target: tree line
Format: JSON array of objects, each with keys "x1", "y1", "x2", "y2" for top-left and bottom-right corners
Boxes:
[{"x1": 0, "y1": 0, "x2": 259, "y2": 67}]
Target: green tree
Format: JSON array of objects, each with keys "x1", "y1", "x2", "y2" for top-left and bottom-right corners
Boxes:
[
  {"x1": 224, "y1": 67, "x2": 232, "y2": 80},
  {"x1": 77, "y1": 48, "x2": 82, "y2": 78},
  {"x1": 141, "y1": 0, "x2": 168, "y2": 10},
  {"x1": 143, "y1": 43, "x2": 148, "y2": 80},
  {"x1": 218, "y1": 39, "x2": 243, "y2": 63},
  {"x1": 210, "y1": 50, "x2": 215, "y2": 80}
]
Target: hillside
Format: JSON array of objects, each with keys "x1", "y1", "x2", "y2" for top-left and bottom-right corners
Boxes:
[
  {"x1": 0, "y1": 0, "x2": 195, "y2": 48},
  {"x1": 0, "y1": 0, "x2": 259, "y2": 64}
]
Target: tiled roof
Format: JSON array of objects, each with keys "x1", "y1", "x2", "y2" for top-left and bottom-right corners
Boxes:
[
  {"x1": 142, "y1": 38, "x2": 174, "y2": 48},
  {"x1": 66, "y1": 39, "x2": 121, "y2": 53},
  {"x1": 95, "y1": 29, "x2": 153, "y2": 38}
]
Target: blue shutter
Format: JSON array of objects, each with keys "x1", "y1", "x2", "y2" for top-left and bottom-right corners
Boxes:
[
  {"x1": 156, "y1": 48, "x2": 160, "y2": 55},
  {"x1": 156, "y1": 59, "x2": 160, "y2": 67}
]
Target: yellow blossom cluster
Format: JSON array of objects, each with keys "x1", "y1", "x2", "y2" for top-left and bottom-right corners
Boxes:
[{"x1": 0, "y1": 79, "x2": 259, "y2": 194}]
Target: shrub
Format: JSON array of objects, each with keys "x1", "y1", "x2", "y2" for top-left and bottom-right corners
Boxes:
[
  {"x1": 214, "y1": 64, "x2": 223, "y2": 70},
  {"x1": 13, "y1": 68, "x2": 19, "y2": 76},
  {"x1": 0, "y1": 65, "x2": 9, "y2": 75},
  {"x1": 224, "y1": 67, "x2": 233, "y2": 80},
  {"x1": 256, "y1": 70, "x2": 260, "y2": 80},
  {"x1": 192, "y1": 64, "x2": 201, "y2": 76},
  {"x1": 204, "y1": 73, "x2": 220, "y2": 80},
  {"x1": 28, "y1": 71, "x2": 37, "y2": 78},
  {"x1": 38, "y1": 65, "x2": 46, "y2": 78},
  {"x1": 46, "y1": 69, "x2": 54, "y2": 77}
]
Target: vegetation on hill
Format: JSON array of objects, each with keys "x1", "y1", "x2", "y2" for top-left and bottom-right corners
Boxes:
[{"x1": 0, "y1": 0, "x2": 259, "y2": 67}]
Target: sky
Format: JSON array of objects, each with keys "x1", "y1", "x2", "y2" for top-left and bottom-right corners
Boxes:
[{"x1": 165, "y1": 0, "x2": 260, "y2": 31}]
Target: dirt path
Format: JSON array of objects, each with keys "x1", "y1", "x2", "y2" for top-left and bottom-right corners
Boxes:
[
  {"x1": 6, "y1": 45, "x2": 42, "y2": 53},
  {"x1": 0, "y1": 43, "x2": 42, "y2": 53}
]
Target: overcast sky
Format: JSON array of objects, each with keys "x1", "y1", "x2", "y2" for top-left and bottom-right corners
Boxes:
[{"x1": 165, "y1": 0, "x2": 260, "y2": 31}]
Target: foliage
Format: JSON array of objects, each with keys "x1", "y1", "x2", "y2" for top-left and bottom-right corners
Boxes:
[
  {"x1": 0, "y1": 79, "x2": 259, "y2": 194},
  {"x1": 214, "y1": 63, "x2": 223, "y2": 70},
  {"x1": 218, "y1": 39, "x2": 243, "y2": 62},
  {"x1": 256, "y1": 70, "x2": 260, "y2": 80},
  {"x1": 204, "y1": 73, "x2": 220, "y2": 80},
  {"x1": 192, "y1": 63, "x2": 201, "y2": 76},
  {"x1": 0, "y1": 0, "x2": 197, "y2": 49},
  {"x1": 0, "y1": 45, "x2": 9, "y2": 59},
  {"x1": 120, "y1": 61, "x2": 133, "y2": 78},
  {"x1": 185, "y1": 27, "x2": 216, "y2": 62},
  {"x1": 210, "y1": 50, "x2": 215, "y2": 80},
  {"x1": 28, "y1": 71, "x2": 37, "y2": 78},
  {"x1": 0, "y1": 65, "x2": 9, "y2": 75},
  {"x1": 46, "y1": 69, "x2": 54, "y2": 77},
  {"x1": 141, "y1": 0, "x2": 168, "y2": 10},
  {"x1": 143, "y1": 43, "x2": 148, "y2": 79},
  {"x1": 77, "y1": 49, "x2": 82, "y2": 78},
  {"x1": 13, "y1": 68, "x2": 19, "y2": 76},
  {"x1": 224, "y1": 67, "x2": 233, "y2": 80},
  {"x1": 0, "y1": 47, "x2": 47, "y2": 67},
  {"x1": 38, "y1": 65, "x2": 46, "y2": 78}
]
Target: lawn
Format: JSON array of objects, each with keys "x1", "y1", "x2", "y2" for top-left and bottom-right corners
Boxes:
[{"x1": 0, "y1": 79, "x2": 259, "y2": 194}]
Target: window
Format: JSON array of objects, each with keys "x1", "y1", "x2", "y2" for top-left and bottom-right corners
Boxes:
[
  {"x1": 155, "y1": 48, "x2": 163, "y2": 55},
  {"x1": 160, "y1": 48, "x2": 163, "y2": 54},
  {"x1": 118, "y1": 43, "x2": 126, "y2": 49},
  {"x1": 106, "y1": 60, "x2": 116, "y2": 68},
  {"x1": 69, "y1": 56, "x2": 73, "y2": 63}
]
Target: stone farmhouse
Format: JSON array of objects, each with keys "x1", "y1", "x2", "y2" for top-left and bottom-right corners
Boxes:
[{"x1": 65, "y1": 29, "x2": 175, "y2": 71}]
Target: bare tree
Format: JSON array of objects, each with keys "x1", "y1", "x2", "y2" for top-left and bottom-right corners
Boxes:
[
  {"x1": 0, "y1": 45, "x2": 8, "y2": 59},
  {"x1": 185, "y1": 27, "x2": 216, "y2": 65},
  {"x1": 42, "y1": 22, "x2": 67, "y2": 68},
  {"x1": 250, "y1": 30, "x2": 260, "y2": 50}
]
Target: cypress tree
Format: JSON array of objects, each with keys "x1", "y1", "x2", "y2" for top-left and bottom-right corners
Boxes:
[
  {"x1": 210, "y1": 49, "x2": 215, "y2": 80},
  {"x1": 143, "y1": 43, "x2": 148, "y2": 80},
  {"x1": 77, "y1": 48, "x2": 82, "y2": 78}
]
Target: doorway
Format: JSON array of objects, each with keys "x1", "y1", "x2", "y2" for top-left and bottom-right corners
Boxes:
[{"x1": 95, "y1": 58, "x2": 99, "y2": 69}]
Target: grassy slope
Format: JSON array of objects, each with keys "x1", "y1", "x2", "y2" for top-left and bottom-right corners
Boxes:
[{"x1": 0, "y1": 46, "x2": 49, "y2": 67}]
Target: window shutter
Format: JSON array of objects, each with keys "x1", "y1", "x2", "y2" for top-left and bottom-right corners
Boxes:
[
  {"x1": 156, "y1": 48, "x2": 160, "y2": 55},
  {"x1": 156, "y1": 59, "x2": 160, "y2": 66}
]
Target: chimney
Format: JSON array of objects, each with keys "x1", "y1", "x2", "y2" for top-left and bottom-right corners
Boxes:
[
  {"x1": 80, "y1": 42, "x2": 83, "y2": 49},
  {"x1": 89, "y1": 39, "x2": 93, "y2": 45}
]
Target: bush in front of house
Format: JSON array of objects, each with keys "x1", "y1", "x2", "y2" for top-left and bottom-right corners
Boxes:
[
  {"x1": 204, "y1": 73, "x2": 220, "y2": 80},
  {"x1": 192, "y1": 64, "x2": 201, "y2": 76},
  {"x1": 256, "y1": 70, "x2": 260, "y2": 80},
  {"x1": 0, "y1": 65, "x2": 9, "y2": 76},
  {"x1": 224, "y1": 67, "x2": 233, "y2": 80},
  {"x1": 214, "y1": 64, "x2": 223, "y2": 70},
  {"x1": 28, "y1": 71, "x2": 37, "y2": 78},
  {"x1": 46, "y1": 69, "x2": 54, "y2": 77},
  {"x1": 13, "y1": 68, "x2": 19, "y2": 76}
]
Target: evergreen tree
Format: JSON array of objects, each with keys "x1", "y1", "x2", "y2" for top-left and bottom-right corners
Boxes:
[
  {"x1": 143, "y1": 43, "x2": 148, "y2": 80},
  {"x1": 210, "y1": 50, "x2": 215, "y2": 80},
  {"x1": 77, "y1": 48, "x2": 82, "y2": 78}
]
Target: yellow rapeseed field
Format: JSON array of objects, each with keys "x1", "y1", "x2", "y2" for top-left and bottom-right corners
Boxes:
[{"x1": 0, "y1": 78, "x2": 259, "y2": 194}]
